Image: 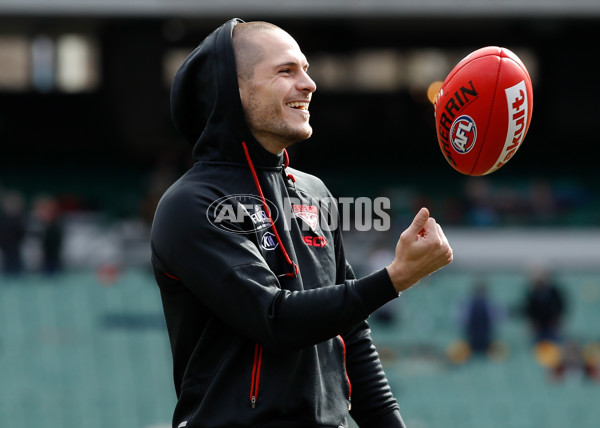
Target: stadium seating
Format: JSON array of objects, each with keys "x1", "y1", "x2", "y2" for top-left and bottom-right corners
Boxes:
[{"x1": 1, "y1": 269, "x2": 598, "y2": 428}]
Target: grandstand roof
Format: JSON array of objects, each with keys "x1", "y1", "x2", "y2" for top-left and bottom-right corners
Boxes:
[{"x1": 0, "y1": 0, "x2": 599, "y2": 18}]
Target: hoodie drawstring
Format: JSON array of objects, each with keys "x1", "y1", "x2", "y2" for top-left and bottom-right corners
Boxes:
[
  {"x1": 282, "y1": 149, "x2": 296, "y2": 184},
  {"x1": 241, "y1": 141, "x2": 299, "y2": 278}
]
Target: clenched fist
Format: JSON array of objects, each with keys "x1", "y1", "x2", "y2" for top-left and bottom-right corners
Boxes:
[{"x1": 386, "y1": 207, "x2": 453, "y2": 293}]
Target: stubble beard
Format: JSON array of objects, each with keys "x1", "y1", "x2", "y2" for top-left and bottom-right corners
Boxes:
[{"x1": 244, "y1": 88, "x2": 313, "y2": 150}]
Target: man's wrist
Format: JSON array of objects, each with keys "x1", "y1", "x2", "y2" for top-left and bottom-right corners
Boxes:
[{"x1": 385, "y1": 263, "x2": 412, "y2": 294}]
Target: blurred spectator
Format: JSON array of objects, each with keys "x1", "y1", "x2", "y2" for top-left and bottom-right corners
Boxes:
[
  {"x1": 523, "y1": 266, "x2": 566, "y2": 344},
  {"x1": 447, "y1": 280, "x2": 508, "y2": 364},
  {"x1": 33, "y1": 196, "x2": 64, "y2": 275},
  {"x1": 459, "y1": 279, "x2": 503, "y2": 355},
  {"x1": 0, "y1": 190, "x2": 27, "y2": 276}
]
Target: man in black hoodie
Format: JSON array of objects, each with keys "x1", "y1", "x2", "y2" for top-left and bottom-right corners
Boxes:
[{"x1": 151, "y1": 18, "x2": 453, "y2": 428}]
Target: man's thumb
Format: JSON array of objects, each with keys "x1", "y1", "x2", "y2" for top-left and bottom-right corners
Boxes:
[{"x1": 409, "y1": 207, "x2": 430, "y2": 234}]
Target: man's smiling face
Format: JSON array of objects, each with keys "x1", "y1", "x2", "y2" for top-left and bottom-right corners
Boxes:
[{"x1": 236, "y1": 27, "x2": 317, "y2": 154}]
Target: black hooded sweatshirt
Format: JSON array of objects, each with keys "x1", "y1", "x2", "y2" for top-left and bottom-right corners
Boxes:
[{"x1": 151, "y1": 18, "x2": 406, "y2": 428}]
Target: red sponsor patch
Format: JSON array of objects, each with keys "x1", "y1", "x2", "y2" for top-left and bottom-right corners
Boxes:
[
  {"x1": 293, "y1": 204, "x2": 319, "y2": 231},
  {"x1": 302, "y1": 235, "x2": 328, "y2": 248}
]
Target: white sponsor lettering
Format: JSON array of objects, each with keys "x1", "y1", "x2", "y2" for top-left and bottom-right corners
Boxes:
[{"x1": 483, "y1": 80, "x2": 528, "y2": 174}]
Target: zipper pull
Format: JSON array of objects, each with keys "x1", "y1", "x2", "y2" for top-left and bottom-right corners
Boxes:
[
  {"x1": 348, "y1": 397, "x2": 352, "y2": 411},
  {"x1": 251, "y1": 396, "x2": 257, "y2": 409}
]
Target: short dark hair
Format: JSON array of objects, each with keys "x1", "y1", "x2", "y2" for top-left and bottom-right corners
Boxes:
[{"x1": 232, "y1": 21, "x2": 282, "y2": 80}]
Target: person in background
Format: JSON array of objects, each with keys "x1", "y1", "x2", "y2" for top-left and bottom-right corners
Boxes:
[
  {"x1": 523, "y1": 266, "x2": 566, "y2": 344},
  {"x1": 459, "y1": 279, "x2": 503, "y2": 356},
  {"x1": 0, "y1": 190, "x2": 27, "y2": 276},
  {"x1": 34, "y1": 196, "x2": 64, "y2": 275}
]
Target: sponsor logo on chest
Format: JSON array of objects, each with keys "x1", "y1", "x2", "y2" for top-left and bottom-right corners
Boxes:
[{"x1": 292, "y1": 204, "x2": 319, "y2": 231}]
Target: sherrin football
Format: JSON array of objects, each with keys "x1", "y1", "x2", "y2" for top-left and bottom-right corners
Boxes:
[{"x1": 434, "y1": 46, "x2": 533, "y2": 176}]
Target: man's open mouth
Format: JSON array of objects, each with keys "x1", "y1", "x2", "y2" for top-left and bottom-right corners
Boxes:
[{"x1": 286, "y1": 102, "x2": 309, "y2": 110}]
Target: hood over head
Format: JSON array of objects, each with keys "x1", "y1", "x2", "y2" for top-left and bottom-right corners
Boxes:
[{"x1": 170, "y1": 18, "x2": 283, "y2": 167}]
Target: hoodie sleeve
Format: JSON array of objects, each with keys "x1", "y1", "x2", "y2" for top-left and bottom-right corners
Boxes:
[
  {"x1": 344, "y1": 318, "x2": 406, "y2": 428},
  {"x1": 151, "y1": 184, "x2": 398, "y2": 351},
  {"x1": 339, "y1": 259, "x2": 406, "y2": 426}
]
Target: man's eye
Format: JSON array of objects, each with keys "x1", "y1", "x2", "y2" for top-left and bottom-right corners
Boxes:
[{"x1": 279, "y1": 69, "x2": 291, "y2": 74}]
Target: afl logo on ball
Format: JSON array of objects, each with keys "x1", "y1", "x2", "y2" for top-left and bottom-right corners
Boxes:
[{"x1": 450, "y1": 115, "x2": 477, "y2": 154}]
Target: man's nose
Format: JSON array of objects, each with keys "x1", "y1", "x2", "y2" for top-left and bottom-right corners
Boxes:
[{"x1": 298, "y1": 70, "x2": 316, "y2": 93}]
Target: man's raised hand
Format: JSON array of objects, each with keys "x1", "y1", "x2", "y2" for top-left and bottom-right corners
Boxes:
[{"x1": 386, "y1": 207, "x2": 453, "y2": 293}]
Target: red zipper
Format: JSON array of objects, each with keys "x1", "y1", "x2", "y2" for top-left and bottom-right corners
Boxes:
[
  {"x1": 337, "y1": 335, "x2": 352, "y2": 410},
  {"x1": 250, "y1": 343, "x2": 263, "y2": 409}
]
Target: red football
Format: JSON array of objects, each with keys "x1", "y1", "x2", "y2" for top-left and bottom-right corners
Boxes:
[{"x1": 434, "y1": 46, "x2": 533, "y2": 176}]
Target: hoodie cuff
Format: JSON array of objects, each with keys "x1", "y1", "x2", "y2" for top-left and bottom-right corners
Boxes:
[{"x1": 352, "y1": 268, "x2": 399, "y2": 315}]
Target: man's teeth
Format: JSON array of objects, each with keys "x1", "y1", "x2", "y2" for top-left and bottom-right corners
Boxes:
[{"x1": 287, "y1": 102, "x2": 308, "y2": 110}]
